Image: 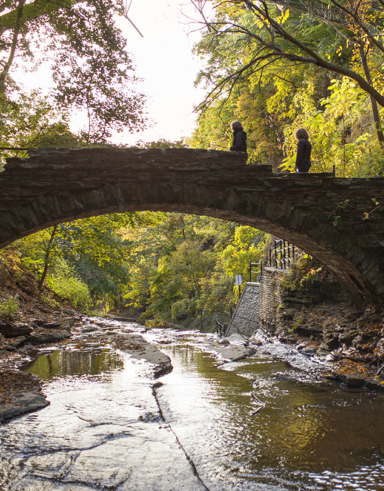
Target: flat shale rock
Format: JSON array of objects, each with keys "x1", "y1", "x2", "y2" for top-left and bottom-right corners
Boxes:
[
  {"x1": 0, "y1": 370, "x2": 49, "y2": 421},
  {"x1": 0, "y1": 322, "x2": 33, "y2": 338},
  {"x1": 28, "y1": 330, "x2": 71, "y2": 345},
  {"x1": 112, "y1": 334, "x2": 172, "y2": 378}
]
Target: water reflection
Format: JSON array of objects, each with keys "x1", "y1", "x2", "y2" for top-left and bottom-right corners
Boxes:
[
  {"x1": 157, "y1": 345, "x2": 384, "y2": 490},
  {"x1": 23, "y1": 349, "x2": 123, "y2": 380},
  {"x1": 2, "y1": 330, "x2": 384, "y2": 491}
]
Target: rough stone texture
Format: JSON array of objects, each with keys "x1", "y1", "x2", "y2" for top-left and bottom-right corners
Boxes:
[
  {"x1": 258, "y1": 268, "x2": 286, "y2": 334},
  {"x1": 1, "y1": 147, "x2": 384, "y2": 309},
  {"x1": 0, "y1": 391, "x2": 49, "y2": 421},
  {"x1": 226, "y1": 282, "x2": 260, "y2": 338},
  {"x1": 0, "y1": 371, "x2": 49, "y2": 421},
  {"x1": 111, "y1": 333, "x2": 173, "y2": 378},
  {"x1": 0, "y1": 322, "x2": 33, "y2": 338}
]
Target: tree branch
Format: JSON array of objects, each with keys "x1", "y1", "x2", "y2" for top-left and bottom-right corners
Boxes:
[{"x1": 0, "y1": 0, "x2": 24, "y2": 93}]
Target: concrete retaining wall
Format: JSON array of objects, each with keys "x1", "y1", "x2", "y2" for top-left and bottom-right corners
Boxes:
[
  {"x1": 225, "y1": 268, "x2": 286, "y2": 338},
  {"x1": 225, "y1": 282, "x2": 260, "y2": 338}
]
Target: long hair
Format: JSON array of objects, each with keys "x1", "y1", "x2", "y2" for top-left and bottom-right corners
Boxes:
[
  {"x1": 295, "y1": 128, "x2": 309, "y2": 140},
  {"x1": 231, "y1": 121, "x2": 243, "y2": 132}
]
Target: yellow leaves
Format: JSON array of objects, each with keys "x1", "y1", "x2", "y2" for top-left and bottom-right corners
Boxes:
[
  {"x1": 363, "y1": 198, "x2": 380, "y2": 220},
  {"x1": 277, "y1": 8, "x2": 289, "y2": 25}
]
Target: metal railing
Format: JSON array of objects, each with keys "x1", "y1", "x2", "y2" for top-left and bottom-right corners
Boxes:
[
  {"x1": 266, "y1": 237, "x2": 301, "y2": 270},
  {"x1": 248, "y1": 261, "x2": 262, "y2": 282}
]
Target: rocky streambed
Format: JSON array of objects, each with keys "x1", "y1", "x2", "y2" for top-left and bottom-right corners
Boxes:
[{"x1": 0, "y1": 317, "x2": 383, "y2": 490}]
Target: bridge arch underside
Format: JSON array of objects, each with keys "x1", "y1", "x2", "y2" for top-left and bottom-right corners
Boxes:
[{"x1": 2, "y1": 179, "x2": 383, "y2": 312}]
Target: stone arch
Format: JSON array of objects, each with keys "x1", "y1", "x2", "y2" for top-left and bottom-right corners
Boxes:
[{"x1": 1, "y1": 147, "x2": 384, "y2": 311}]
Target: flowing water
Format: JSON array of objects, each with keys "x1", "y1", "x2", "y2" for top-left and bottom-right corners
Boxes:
[{"x1": 0, "y1": 321, "x2": 384, "y2": 490}]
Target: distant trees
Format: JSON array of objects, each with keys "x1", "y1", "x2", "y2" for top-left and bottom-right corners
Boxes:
[
  {"x1": 189, "y1": 0, "x2": 384, "y2": 175},
  {"x1": 192, "y1": 0, "x2": 384, "y2": 144}
]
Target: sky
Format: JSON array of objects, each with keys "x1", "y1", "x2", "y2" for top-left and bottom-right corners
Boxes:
[
  {"x1": 113, "y1": 0, "x2": 207, "y2": 145},
  {"x1": 18, "y1": 0, "x2": 208, "y2": 145},
  {"x1": 104, "y1": 0, "x2": 208, "y2": 145}
]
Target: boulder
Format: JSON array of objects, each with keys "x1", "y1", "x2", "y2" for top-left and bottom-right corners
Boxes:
[
  {"x1": 0, "y1": 322, "x2": 32, "y2": 338},
  {"x1": 29, "y1": 330, "x2": 71, "y2": 345}
]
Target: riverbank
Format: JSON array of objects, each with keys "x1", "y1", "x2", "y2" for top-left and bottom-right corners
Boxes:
[
  {"x1": 1, "y1": 253, "x2": 384, "y2": 424},
  {"x1": 1, "y1": 326, "x2": 383, "y2": 491},
  {"x1": 2, "y1": 312, "x2": 384, "y2": 423}
]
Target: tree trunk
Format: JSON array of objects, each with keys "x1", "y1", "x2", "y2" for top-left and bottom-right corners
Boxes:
[
  {"x1": 359, "y1": 46, "x2": 384, "y2": 145},
  {"x1": 0, "y1": 0, "x2": 25, "y2": 94},
  {"x1": 38, "y1": 224, "x2": 57, "y2": 291}
]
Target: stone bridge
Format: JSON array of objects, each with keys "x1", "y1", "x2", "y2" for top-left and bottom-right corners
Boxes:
[{"x1": 1, "y1": 147, "x2": 384, "y2": 311}]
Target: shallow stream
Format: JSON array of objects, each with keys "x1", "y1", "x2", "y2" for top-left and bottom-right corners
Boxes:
[{"x1": 0, "y1": 321, "x2": 384, "y2": 490}]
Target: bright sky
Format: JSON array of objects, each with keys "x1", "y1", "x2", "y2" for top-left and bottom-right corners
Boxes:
[
  {"x1": 19, "y1": 1, "x2": 207, "y2": 145},
  {"x1": 114, "y1": 0, "x2": 206, "y2": 145}
]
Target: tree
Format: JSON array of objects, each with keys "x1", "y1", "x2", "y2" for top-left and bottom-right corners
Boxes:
[
  {"x1": 12, "y1": 211, "x2": 158, "y2": 311},
  {"x1": 0, "y1": 0, "x2": 146, "y2": 143},
  {"x1": 192, "y1": 0, "x2": 384, "y2": 143}
]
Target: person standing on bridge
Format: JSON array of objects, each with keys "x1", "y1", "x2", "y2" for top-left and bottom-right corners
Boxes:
[
  {"x1": 230, "y1": 121, "x2": 247, "y2": 153},
  {"x1": 295, "y1": 128, "x2": 311, "y2": 173}
]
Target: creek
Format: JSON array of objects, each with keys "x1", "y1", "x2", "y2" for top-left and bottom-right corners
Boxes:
[{"x1": 0, "y1": 319, "x2": 383, "y2": 490}]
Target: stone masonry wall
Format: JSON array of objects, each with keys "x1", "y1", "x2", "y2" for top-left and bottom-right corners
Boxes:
[
  {"x1": 259, "y1": 267, "x2": 286, "y2": 334},
  {"x1": 2, "y1": 147, "x2": 384, "y2": 309},
  {"x1": 226, "y1": 282, "x2": 260, "y2": 338}
]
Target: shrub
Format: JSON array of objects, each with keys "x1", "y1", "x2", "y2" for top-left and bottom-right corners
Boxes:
[
  {"x1": 0, "y1": 295, "x2": 20, "y2": 318},
  {"x1": 49, "y1": 275, "x2": 92, "y2": 312}
]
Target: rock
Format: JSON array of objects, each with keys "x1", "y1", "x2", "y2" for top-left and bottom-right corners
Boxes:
[
  {"x1": 169, "y1": 322, "x2": 186, "y2": 330},
  {"x1": 82, "y1": 327, "x2": 97, "y2": 333},
  {"x1": 340, "y1": 375, "x2": 365, "y2": 388},
  {"x1": 104, "y1": 315, "x2": 138, "y2": 322},
  {"x1": 317, "y1": 343, "x2": 332, "y2": 357},
  {"x1": 0, "y1": 322, "x2": 32, "y2": 338},
  {"x1": 0, "y1": 391, "x2": 49, "y2": 421},
  {"x1": 323, "y1": 335, "x2": 340, "y2": 350},
  {"x1": 278, "y1": 336, "x2": 297, "y2": 345},
  {"x1": 297, "y1": 324, "x2": 323, "y2": 337},
  {"x1": 298, "y1": 345, "x2": 318, "y2": 356},
  {"x1": 112, "y1": 334, "x2": 173, "y2": 378},
  {"x1": 0, "y1": 371, "x2": 49, "y2": 422},
  {"x1": 30, "y1": 319, "x2": 45, "y2": 326},
  {"x1": 42, "y1": 322, "x2": 62, "y2": 329},
  {"x1": 218, "y1": 339, "x2": 230, "y2": 346},
  {"x1": 29, "y1": 330, "x2": 71, "y2": 345}
]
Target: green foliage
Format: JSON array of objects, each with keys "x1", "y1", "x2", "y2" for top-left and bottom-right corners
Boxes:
[
  {"x1": 281, "y1": 79, "x2": 384, "y2": 176},
  {"x1": 221, "y1": 226, "x2": 266, "y2": 281},
  {"x1": 328, "y1": 199, "x2": 350, "y2": 227},
  {"x1": 280, "y1": 256, "x2": 324, "y2": 291},
  {"x1": 123, "y1": 214, "x2": 265, "y2": 330},
  {"x1": 192, "y1": 1, "x2": 384, "y2": 175},
  {"x1": 288, "y1": 314, "x2": 305, "y2": 334},
  {"x1": 0, "y1": 0, "x2": 147, "y2": 145},
  {"x1": 10, "y1": 211, "x2": 159, "y2": 313},
  {"x1": 0, "y1": 294, "x2": 19, "y2": 318},
  {"x1": 47, "y1": 260, "x2": 92, "y2": 312}
]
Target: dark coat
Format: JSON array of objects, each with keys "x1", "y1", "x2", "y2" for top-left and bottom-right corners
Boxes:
[
  {"x1": 295, "y1": 138, "x2": 311, "y2": 172},
  {"x1": 230, "y1": 130, "x2": 247, "y2": 153}
]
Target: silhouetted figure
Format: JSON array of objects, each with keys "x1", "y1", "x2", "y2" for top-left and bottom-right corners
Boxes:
[
  {"x1": 295, "y1": 128, "x2": 311, "y2": 173},
  {"x1": 230, "y1": 121, "x2": 247, "y2": 153}
]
